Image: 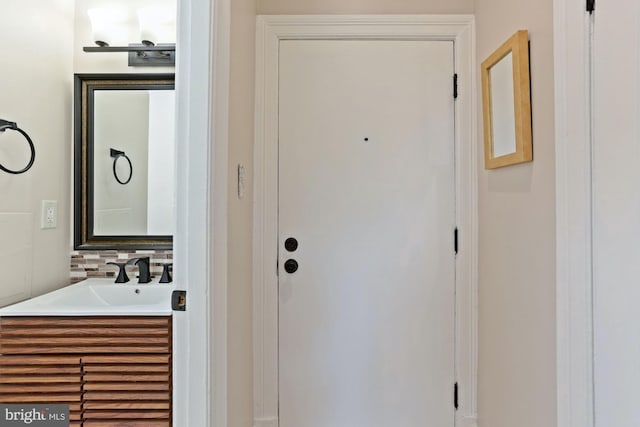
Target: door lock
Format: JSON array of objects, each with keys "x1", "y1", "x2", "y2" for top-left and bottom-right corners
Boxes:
[
  {"x1": 284, "y1": 237, "x2": 299, "y2": 252},
  {"x1": 284, "y1": 259, "x2": 299, "y2": 274}
]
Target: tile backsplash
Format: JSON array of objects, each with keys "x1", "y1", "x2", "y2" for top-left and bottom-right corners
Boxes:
[{"x1": 70, "y1": 250, "x2": 173, "y2": 284}]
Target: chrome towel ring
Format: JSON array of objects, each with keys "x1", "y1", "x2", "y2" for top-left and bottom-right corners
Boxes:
[
  {"x1": 110, "y1": 148, "x2": 133, "y2": 185},
  {"x1": 0, "y1": 119, "x2": 36, "y2": 175}
]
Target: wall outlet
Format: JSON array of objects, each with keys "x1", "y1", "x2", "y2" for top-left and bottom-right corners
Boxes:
[{"x1": 41, "y1": 200, "x2": 58, "y2": 229}]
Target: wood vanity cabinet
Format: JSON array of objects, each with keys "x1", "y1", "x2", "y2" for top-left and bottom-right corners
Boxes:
[
  {"x1": 0, "y1": 355, "x2": 83, "y2": 425},
  {"x1": 0, "y1": 316, "x2": 172, "y2": 427}
]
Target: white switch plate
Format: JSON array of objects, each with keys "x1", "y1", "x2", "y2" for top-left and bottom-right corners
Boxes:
[
  {"x1": 238, "y1": 164, "x2": 246, "y2": 199},
  {"x1": 41, "y1": 200, "x2": 57, "y2": 229}
]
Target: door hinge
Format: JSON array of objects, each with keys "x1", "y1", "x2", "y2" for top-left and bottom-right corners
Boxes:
[
  {"x1": 587, "y1": 0, "x2": 595, "y2": 13},
  {"x1": 172, "y1": 290, "x2": 187, "y2": 311},
  {"x1": 454, "y1": 227, "x2": 459, "y2": 255},
  {"x1": 454, "y1": 382, "x2": 459, "y2": 410},
  {"x1": 453, "y1": 74, "x2": 459, "y2": 99}
]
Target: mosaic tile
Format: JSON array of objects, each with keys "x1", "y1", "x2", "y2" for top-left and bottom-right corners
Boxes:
[{"x1": 69, "y1": 250, "x2": 173, "y2": 284}]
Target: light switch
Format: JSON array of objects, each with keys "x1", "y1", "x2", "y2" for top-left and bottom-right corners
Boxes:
[{"x1": 238, "y1": 164, "x2": 246, "y2": 199}]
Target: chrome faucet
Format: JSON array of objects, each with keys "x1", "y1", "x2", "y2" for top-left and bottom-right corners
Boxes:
[{"x1": 127, "y1": 257, "x2": 152, "y2": 284}]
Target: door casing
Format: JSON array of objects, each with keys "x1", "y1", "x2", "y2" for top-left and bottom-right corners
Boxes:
[
  {"x1": 253, "y1": 14, "x2": 478, "y2": 427},
  {"x1": 172, "y1": 0, "x2": 230, "y2": 426},
  {"x1": 553, "y1": 1, "x2": 594, "y2": 427}
]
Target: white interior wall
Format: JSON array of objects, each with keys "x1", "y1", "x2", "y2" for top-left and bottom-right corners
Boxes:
[{"x1": 0, "y1": 0, "x2": 75, "y2": 306}]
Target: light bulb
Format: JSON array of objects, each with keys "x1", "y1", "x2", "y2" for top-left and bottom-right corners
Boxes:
[
  {"x1": 87, "y1": 8, "x2": 127, "y2": 46},
  {"x1": 137, "y1": 6, "x2": 176, "y2": 45}
]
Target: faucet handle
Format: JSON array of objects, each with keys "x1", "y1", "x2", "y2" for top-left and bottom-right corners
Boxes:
[
  {"x1": 160, "y1": 263, "x2": 173, "y2": 283},
  {"x1": 107, "y1": 262, "x2": 130, "y2": 283},
  {"x1": 126, "y1": 257, "x2": 152, "y2": 284}
]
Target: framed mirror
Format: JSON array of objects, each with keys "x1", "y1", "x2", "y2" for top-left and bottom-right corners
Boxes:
[
  {"x1": 74, "y1": 73, "x2": 175, "y2": 249},
  {"x1": 481, "y1": 30, "x2": 532, "y2": 169}
]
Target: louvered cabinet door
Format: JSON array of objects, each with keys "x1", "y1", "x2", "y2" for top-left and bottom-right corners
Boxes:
[
  {"x1": 0, "y1": 356, "x2": 83, "y2": 426},
  {"x1": 81, "y1": 317, "x2": 172, "y2": 427},
  {"x1": 0, "y1": 316, "x2": 172, "y2": 427}
]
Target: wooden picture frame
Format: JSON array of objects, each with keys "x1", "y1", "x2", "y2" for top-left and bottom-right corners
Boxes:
[{"x1": 481, "y1": 30, "x2": 532, "y2": 169}]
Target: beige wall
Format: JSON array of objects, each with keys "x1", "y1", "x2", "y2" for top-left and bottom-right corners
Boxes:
[
  {"x1": 0, "y1": 0, "x2": 74, "y2": 306},
  {"x1": 257, "y1": 0, "x2": 474, "y2": 14},
  {"x1": 475, "y1": 0, "x2": 556, "y2": 426},
  {"x1": 228, "y1": 0, "x2": 256, "y2": 426}
]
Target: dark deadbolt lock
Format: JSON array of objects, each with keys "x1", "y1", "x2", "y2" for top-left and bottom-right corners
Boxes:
[
  {"x1": 284, "y1": 259, "x2": 299, "y2": 274},
  {"x1": 284, "y1": 237, "x2": 298, "y2": 252}
]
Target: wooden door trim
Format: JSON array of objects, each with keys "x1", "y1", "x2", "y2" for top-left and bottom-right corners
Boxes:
[{"x1": 253, "y1": 15, "x2": 478, "y2": 427}]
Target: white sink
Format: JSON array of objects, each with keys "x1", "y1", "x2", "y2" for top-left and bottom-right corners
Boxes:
[
  {"x1": 89, "y1": 282, "x2": 170, "y2": 306},
  {"x1": 0, "y1": 278, "x2": 175, "y2": 316}
]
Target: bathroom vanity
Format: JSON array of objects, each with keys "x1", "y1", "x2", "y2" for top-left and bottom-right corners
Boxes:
[{"x1": 0, "y1": 279, "x2": 175, "y2": 427}]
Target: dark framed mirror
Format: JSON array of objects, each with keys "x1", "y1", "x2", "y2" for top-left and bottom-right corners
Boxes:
[{"x1": 74, "y1": 73, "x2": 175, "y2": 250}]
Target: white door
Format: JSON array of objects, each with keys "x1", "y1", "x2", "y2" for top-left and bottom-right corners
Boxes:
[
  {"x1": 592, "y1": 0, "x2": 640, "y2": 425},
  {"x1": 278, "y1": 40, "x2": 456, "y2": 427}
]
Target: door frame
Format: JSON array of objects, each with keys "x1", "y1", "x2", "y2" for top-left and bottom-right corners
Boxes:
[
  {"x1": 173, "y1": 0, "x2": 230, "y2": 425},
  {"x1": 553, "y1": 1, "x2": 595, "y2": 426},
  {"x1": 253, "y1": 15, "x2": 478, "y2": 427}
]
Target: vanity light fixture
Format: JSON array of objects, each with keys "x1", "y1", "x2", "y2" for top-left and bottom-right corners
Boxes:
[
  {"x1": 83, "y1": 7, "x2": 176, "y2": 67},
  {"x1": 83, "y1": 42, "x2": 176, "y2": 67}
]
